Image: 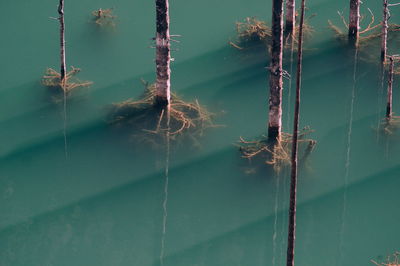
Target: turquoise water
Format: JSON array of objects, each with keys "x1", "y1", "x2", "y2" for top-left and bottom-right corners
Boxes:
[{"x1": 0, "y1": 0, "x2": 399, "y2": 265}]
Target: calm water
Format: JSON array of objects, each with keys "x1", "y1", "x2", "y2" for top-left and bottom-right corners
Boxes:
[{"x1": 0, "y1": 0, "x2": 399, "y2": 265}]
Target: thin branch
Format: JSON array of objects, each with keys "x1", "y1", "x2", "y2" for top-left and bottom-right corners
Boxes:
[
  {"x1": 337, "y1": 11, "x2": 349, "y2": 28},
  {"x1": 360, "y1": 8, "x2": 381, "y2": 34}
]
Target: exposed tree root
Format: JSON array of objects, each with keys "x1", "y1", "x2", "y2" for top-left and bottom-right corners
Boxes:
[
  {"x1": 92, "y1": 8, "x2": 116, "y2": 27},
  {"x1": 237, "y1": 17, "x2": 272, "y2": 43},
  {"x1": 238, "y1": 127, "x2": 316, "y2": 172},
  {"x1": 371, "y1": 252, "x2": 400, "y2": 266},
  {"x1": 381, "y1": 116, "x2": 400, "y2": 135},
  {"x1": 329, "y1": 11, "x2": 400, "y2": 66},
  {"x1": 328, "y1": 8, "x2": 381, "y2": 43},
  {"x1": 229, "y1": 17, "x2": 272, "y2": 49},
  {"x1": 284, "y1": 13, "x2": 315, "y2": 47},
  {"x1": 109, "y1": 82, "x2": 217, "y2": 147},
  {"x1": 42, "y1": 67, "x2": 92, "y2": 100},
  {"x1": 356, "y1": 26, "x2": 400, "y2": 66},
  {"x1": 360, "y1": 24, "x2": 400, "y2": 46},
  {"x1": 230, "y1": 15, "x2": 314, "y2": 50},
  {"x1": 328, "y1": 7, "x2": 400, "y2": 46}
]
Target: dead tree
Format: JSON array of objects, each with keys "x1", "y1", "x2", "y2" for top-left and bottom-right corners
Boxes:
[
  {"x1": 387, "y1": 56, "x2": 394, "y2": 119},
  {"x1": 382, "y1": 0, "x2": 389, "y2": 63},
  {"x1": 268, "y1": 0, "x2": 284, "y2": 142},
  {"x1": 58, "y1": 0, "x2": 66, "y2": 82},
  {"x1": 348, "y1": 0, "x2": 360, "y2": 46},
  {"x1": 286, "y1": 0, "x2": 306, "y2": 265},
  {"x1": 285, "y1": 0, "x2": 296, "y2": 35},
  {"x1": 155, "y1": 0, "x2": 171, "y2": 107}
]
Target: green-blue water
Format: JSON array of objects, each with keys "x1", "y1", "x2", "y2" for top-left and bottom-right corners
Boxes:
[{"x1": 0, "y1": 0, "x2": 399, "y2": 265}]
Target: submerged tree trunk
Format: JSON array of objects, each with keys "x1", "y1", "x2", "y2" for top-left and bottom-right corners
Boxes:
[
  {"x1": 381, "y1": 0, "x2": 389, "y2": 63},
  {"x1": 286, "y1": 0, "x2": 306, "y2": 265},
  {"x1": 285, "y1": 0, "x2": 295, "y2": 35},
  {"x1": 268, "y1": 0, "x2": 284, "y2": 142},
  {"x1": 155, "y1": 0, "x2": 171, "y2": 107},
  {"x1": 387, "y1": 56, "x2": 394, "y2": 119},
  {"x1": 58, "y1": 0, "x2": 66, "y2": 82},
  {"x1": 348, "y1": 0, "x2": 360, "y2": 47}
]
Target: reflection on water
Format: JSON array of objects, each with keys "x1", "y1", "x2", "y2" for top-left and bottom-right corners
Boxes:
[{"x1": 339, "y1": 47, "x2": 358, "y2": 266}]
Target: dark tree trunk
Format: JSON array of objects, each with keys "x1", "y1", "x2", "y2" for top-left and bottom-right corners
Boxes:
[
  {"x1": 348, "y1": 0, "x2": 360, "y2": 47},
  {"x1": 268, "y1": 0, "x2": 284, "y2": 142},
  {"x1": 285, "y1": 0, "x2": 295, "y2": 35},
  {"x1": 155, "y1": 0, "x2": 171, "y2": 107},
  {"x1": 387, "y1": 56, "x2": 394, "y2": 119},
  {"x1": 381, "y1": 0, "x2": 389, "y2": 63},
  {"x1": 286, "y1": 0, "x2": 306, "y2": 265},
  {"x1": 58, "y1": 0, "x2": 66, "y2": 82}
]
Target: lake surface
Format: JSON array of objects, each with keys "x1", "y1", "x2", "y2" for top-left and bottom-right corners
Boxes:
[{"x1": 0, "y1": 0, "x2": 399, "y2": 265}]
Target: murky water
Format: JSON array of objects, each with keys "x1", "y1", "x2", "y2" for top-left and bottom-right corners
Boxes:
[{"x1": 1, "y1": 0, "x2": 399, "y2": 265}]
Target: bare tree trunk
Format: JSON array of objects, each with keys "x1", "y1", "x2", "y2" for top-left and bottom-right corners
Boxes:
[
  {"x1": 58, "y1": 0, "x2": 66, "y2": 82},
  {"x1": 285, "y1": 0, "x2": 296, "y2": 35},
  {"x1": 387, "y1": 56, "x2": 394, "y2": 119},
  {"x1": 268, "y1": 0, "x2": 284, "y2": 142},
  {"x1": 286, "y1": 0, "x2": 306, "y2": 265},
  {"x1": 381, "y1": 0, "x2": 389, "y2": 63},
  {"x1": 155, "y1": 0, "x2": 171, "y2": 107},
  {"x1": 348, "y1": 0, "x2": 360, "y2": 47}
]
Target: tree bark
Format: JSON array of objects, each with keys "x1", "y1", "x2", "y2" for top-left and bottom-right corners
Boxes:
[
  {"x1": 58, "y1": 0, "x2": 66, "y2": 82},
  {"x1": 285, "y1": 0, "x2": 295, "y2": 35},
  {"x1": 381, "y1": 0, "x2": 389, "y2": 63},
  {"x1": 268, "y1": 0, "x2": 284, "y2": 142},
  {"x1": 286, "y1": 0, "x2": 306, "y2": 265},
  {"x1": 387, "y1": 56, "x2": 394, "y2": 119},
  {"x1": 155, "y1": 0, "x2": 171, "y2": 107},
  {"x1": 348, "y1": 0, "x2": 360, "y2": 47}
]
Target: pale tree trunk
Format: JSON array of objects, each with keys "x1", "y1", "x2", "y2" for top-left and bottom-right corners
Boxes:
[
  {"x1": 348, "y1": 0, "x2": 360, "y2": 46},
  {"x1": 387, "y1": 56, "x2": 394, "y2": 119},
  {"x1": 285, "y1": 0, "x2": 295, "y2": 35},
  {"x1": 58, "y1": 0, "x2": 66, "y2": 82},
  {"x1": 155, "y1": 0, "x2": 171, "y2": 107},
  {"x1": 286, "y1": 0, "x2": 306, "y2": 265},
  {"x1": 381, "y1": 0, "x2": 389, "y2": 63},
  {"x1": 268, "y1": 0, "x2": 284, "y2": 142}
]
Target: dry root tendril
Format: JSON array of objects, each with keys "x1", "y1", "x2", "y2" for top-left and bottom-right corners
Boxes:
[
  {"x1": 284, "y1": 12, "x2": 315, "y2": 48},
  {"x1": 371, "y1": 252, "x2": 400, "y2": 266},
  {"x1": 328, "y1": 8, "x2": 400, "y2": 46},
  {"x1": 238, "y1": 127, "x2": 316, "y2": 172},
  {"x1": 109, "y1": 81, "x2": 218, "y2": 147},
  {"x1": 329, "y1": 10, "x2": 400, "y2": 66},
  {"x1": 230, "y1": 17, "x2": 272, "y2": 49},
  {"x1": 92, "y1": 8, "x2": 116, "y2": 27},
  {"x1": 381, "y1": 116, "x2": 400, "y2": 135},
  {"x1": 230, "y1": 14, "x2": 314, "y2": 50},
  {"x1": 42, "y1": 67, "x2": 92, "y2": 101}
]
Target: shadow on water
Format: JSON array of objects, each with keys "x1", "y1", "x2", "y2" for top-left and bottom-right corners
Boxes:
[
  {"x1": 1, "y1": 106, "x2": 399, "y2": 266},
  {"x1": 0, "y1": 81, "x2": 57, "y2": 121},
  {"x1": 2, "y1": 0, "x2": 400, "y2": 265},
  {"x1": 0, "y1": 39, "x2": 355, "y2": 158},
  {"x1": 157, "y1": 163, "x2": 400, "y2": 266},
  {"x1": 0, "y1": 143, "x2": 276, "y2": 265}
]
